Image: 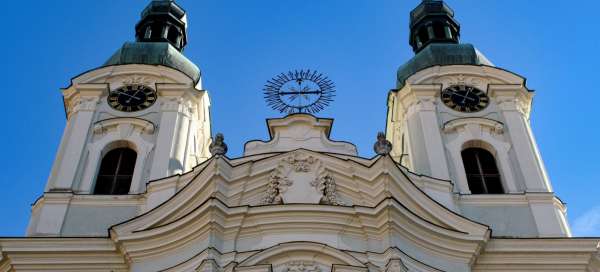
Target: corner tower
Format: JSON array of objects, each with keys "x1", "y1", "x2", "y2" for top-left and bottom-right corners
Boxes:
[
  {"x1": 386, "y1": 0, "x2": 570, "y2": 237},
  {"x1": 27, "y1": 0, "x2": 212, "y2": 236}
]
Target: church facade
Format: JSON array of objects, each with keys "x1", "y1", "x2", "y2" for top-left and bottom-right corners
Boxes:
[{"x1": 1, "y1": 1, "x2": 599, "y2": 271}]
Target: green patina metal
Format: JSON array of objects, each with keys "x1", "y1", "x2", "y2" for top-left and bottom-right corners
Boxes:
[
  {"x1": 396, "y1": 43, "x2": 493, "y2": 89},
  {"x1": 104, "y1": 42, "x2": 201, "y2": 84}
]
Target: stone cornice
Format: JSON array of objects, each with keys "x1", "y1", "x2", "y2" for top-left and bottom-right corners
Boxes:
[
  {"x1": 0, "y1": 238, "x2": 127, "y2": 271},
  {"x1": 109, "y1": 197, "x2": 488, "y2": 262},
  {"x1": 458, "y1": 192, "x2": 564, "y2": 209},
  {"x1": 489, "y1": 84, "x2": 534, "y2": 118},
  {"x1": 2, "y1": 236, "x2": 598, "y2": 271},
  {"x1": 62, "y1": 84, "x2": 106, "y2": 118},
  {"x1": 474, "y1": 238, "x2": 600, "y2": 271},
  {"x1": 31, "y1": 192, "x2": 145, "y2": 211},
  {"x1": 443, "y1": 117, "x2": 504, "y2": 134},
  {"x1": 115, "y1": 152, "x2": 489, "y2": 237},
  {"x1": 93, "y1": 117, "x2": 155, "y2": 135}
]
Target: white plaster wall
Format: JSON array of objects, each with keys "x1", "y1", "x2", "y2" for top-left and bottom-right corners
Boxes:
[
  {"x1": 386, "y1": 65, "x2": 570, "y2": 237},
  {"x1": 29, "y1": 65, "x2": 212, "y2": 237}
]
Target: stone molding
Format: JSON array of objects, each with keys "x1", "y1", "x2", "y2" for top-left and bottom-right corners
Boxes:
[
  {"x1": 93, "y1": 117, "x2": 155, "y2": 135},
  {"x1": 2, "y1": 237, "x2": 599, "y2": 271},
  {"x1": 103, "y1": 153, "x2": 492, "y2": 266},
  {"x1": 443, "y1": 118, "x2": 504, "y2": 134},
  {"x1": 444, "y1": 118, "x2": 517, "y2": 194},
  {"x1": 244, "y1": 114, "x2": 357, "y2": 156}
]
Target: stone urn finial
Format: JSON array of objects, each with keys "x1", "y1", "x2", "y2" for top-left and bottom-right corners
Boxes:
[
  {"x1": 209, "y1": 133, "x2": 228, "y2": 156},
  {"x1": 373, "y1": 132, "x2": 393, "y2": 155}
]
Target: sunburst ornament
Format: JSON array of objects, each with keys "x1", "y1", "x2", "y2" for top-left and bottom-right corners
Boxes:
[{"x1": 263, "y1": 69, "x2": 335, "y2": 114}]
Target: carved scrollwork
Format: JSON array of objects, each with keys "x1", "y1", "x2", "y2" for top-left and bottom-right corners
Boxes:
[
  {"x1": 440, "y1": 74, "x2": 487, "y2": 91},
  {"x1": 261, "y1": 170, "x2": 292, "y2": 205},
  {"x1": 282, "y1": 261, "x2": 322, "y2": 272},
  {"x1": 285, "y1": 154, "x2": 316, "y2": 172},
  {"x1": 311, "y1": 172, "x2": 344, "y2": 206},
  {"x1": 121, "y1": 75, "x2": 154, "y2": 87}
]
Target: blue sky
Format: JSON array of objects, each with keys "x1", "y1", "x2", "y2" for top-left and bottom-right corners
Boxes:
[{"x1": 0, "y1": 0, "x2": 598, "y2": 236}]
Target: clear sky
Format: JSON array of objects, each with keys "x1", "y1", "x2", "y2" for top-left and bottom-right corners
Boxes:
[{"x1": 0, "y1": 0, "x2": 598, "y2": 237}]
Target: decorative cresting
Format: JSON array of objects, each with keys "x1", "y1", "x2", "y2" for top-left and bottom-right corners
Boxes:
[{"x1": 311, "y1": 171, "x2": 344, "y2": 206}]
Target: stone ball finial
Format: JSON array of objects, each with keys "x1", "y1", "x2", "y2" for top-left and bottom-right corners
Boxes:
[
  {"x1": 209, "y1": 133, "x2": 228, "y2": 156},
  {"x1": 373, "y1": 132, "x2": 393, "y2": 155}
]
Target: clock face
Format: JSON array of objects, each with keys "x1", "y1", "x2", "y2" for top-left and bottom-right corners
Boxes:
[
  {"x1": 441, "y1": 85, "x2": 489, "y2": 112},
  {"x1": 264, "y1": 70, "x2": 335, "y2": 114},
  {"x1": 108, "y1": 85, "x2": 157, "y2": 112}
]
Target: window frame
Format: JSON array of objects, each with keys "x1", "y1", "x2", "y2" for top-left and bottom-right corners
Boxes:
[
  {"x1": 461, "y1": 147, "x2": 504, "y2": 194},
  {"x1": 93, "y1": 147, "x2": 137, "y2": 195}
]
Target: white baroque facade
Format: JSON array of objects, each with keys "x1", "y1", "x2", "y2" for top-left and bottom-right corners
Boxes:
[{"x1": 1, "y1": 0, "x2": 599, "y2": 271}]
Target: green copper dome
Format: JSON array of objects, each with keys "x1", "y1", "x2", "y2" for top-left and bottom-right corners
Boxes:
[
  {"x1": 396, "y1": 0, "x2": 493, "y2": 89},
  {"x1": 104, "y1": 42, "x2": 201, "y2": 84},
  {"x1": 102, "y1": 1, "x2": 200, "y2": 84},
  {"x1": 396, "y1": 43, "x2": 492, "y2": 88}
]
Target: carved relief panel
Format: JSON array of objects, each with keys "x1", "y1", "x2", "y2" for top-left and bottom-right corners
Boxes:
[{"x1": 260, "y1": 152, "x2": 346, "y2": 206}]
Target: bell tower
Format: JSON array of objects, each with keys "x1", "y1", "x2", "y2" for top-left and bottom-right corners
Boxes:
[
  {"x1": 386, "y1": 0, "x2": 570, "y2": 237},
  {"x1": 27, "y1": 0, "x2": 212, "y2": 236}
]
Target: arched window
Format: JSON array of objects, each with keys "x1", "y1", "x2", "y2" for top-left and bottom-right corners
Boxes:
[
  {"x1": 93, "y1": 148, "x2": 137, "y2": 195},
  {"x1": 461, "y1": 148, "x2": 504, "y2": 194}
]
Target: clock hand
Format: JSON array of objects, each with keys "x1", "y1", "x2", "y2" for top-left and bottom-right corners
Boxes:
[
  {"x1": 279, "y1": 91, "x2": 321, "y2": 95},
  {"x1": 447, "y1": 90, "x2": 475, "y2": 102},
  {"x1": 115, "y1": 91, "x2": 141, "y2": 100},
  {"x1": 127, "y1": 88, "x2": 143, "y2": 103},
  {"x1": 461, "y1": 89, "x2": 472, "y2": 104}
]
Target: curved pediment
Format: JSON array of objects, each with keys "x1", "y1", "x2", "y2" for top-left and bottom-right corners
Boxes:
[
  {"x1": 108, "y1": 149, "x2": 489, "y2": 270},
  {"x1": 68, "y1": 64, "x2": 195, "y2": 88},
  {"x1": 405, "y1": 65, "x2": 526, "y2": 88},
  {"x1": 244, "y1": 114, "x2": 357, "y2": 156},
  {"x1": 115, "y1": 149, "x2": 486, "y2": 230}
]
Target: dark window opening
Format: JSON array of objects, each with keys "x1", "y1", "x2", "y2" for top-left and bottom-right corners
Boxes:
[
  {"x1": 150, "y1": 24, "x2": 163, "y2": 40},
  {"x1": 94, "y1": 148, "x2": 137, "y2": 195},
  {"x1": 418, "y1": 27, "x2": 430, "y2": 45},
  {"x1": 167, "y1": 26, "x2": 180, "y2": 45},
  {"x1": 462, "y1": 148, "x2": 504, "y2": 194},
  {"x1": 433, "y1": 22, "x2": 446, "y2": 39}
]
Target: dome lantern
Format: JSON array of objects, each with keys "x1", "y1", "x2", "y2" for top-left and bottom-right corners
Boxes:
[
  {"x1": 134, "y1": 0, "x2": 188, "y2": 52},
  {"x1": 409, "y1": 0, "x2": 460, "y2": 53}
]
